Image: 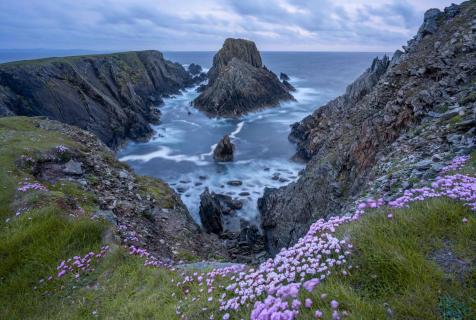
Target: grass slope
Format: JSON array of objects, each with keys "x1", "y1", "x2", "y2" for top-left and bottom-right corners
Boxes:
[{"x1": 1, "y1": 117, "x2": 475, "y2": 319}]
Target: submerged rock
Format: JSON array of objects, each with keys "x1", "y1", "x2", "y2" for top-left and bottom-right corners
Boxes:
[
  {"x1": 193, "y1": 38, "x2": 294, "y2": 117},
  {"x1": 213, "y1": 135, "x2": 235, "y2": 162}
]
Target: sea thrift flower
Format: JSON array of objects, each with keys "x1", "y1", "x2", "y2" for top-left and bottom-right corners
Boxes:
[
  {"x1": 305, "y1": 298, "x2": 313, "y2": 308},
  {"x1": 169, "y1": 155, "x2": 475, "y2": 320},
  {"x1": 303, "y1": 278, "x2": 320, "y2": 292},
  {"x1": 330, "y1": 300, "x2": 339, "y2": 309},
  {"x1": 332, "y1": 310, "x2": 341, "y2": 320}
]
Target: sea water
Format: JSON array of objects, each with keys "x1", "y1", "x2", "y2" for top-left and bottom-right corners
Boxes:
[{"x1": 118, "y1": 52, "x2": 385, "y2": 224}]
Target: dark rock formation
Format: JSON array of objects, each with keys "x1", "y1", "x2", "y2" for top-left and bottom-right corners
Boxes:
[
  {"x1": 282, "y1": 80, "x2": 296, "y2": 92},
  {"x1": 0, "y1": 50, "x2": 203, "y2": 149},
  {"x1": 188, "y1": 63, "x2": 202, "y2": 75},
  {"x1": 213, "y1": 135, "x2": 235, "y2": 161},
  {"x1": 280, "y1": 73, "x2": 290, "y2": 81},
  {"x1": 199, "y1": 188, "x2": 243, "y2": 235},
  {"x1": 193, "y1": 38, "x2": 294, "y2": 117},
  {"x1": 259, "y1": 1, "x2": 476, "y2": 255}
]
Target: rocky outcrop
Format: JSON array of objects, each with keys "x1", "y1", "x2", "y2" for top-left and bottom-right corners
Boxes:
[
  {"x1": 199, "y1": 188, "x2": 243, "y2": 234},
  {"x1": 188, "y1": 63, "x2": 202, "y2": 75},
  {"x1": 213, "y1": 135, "x2": 235, "y2": 161},
  {"x1": 280, "y1": 73, "x2": 290, "y2": 81},
  {"x1": 0, "y1": 51, "x2": 204, "y2": 149},
  {"x1": 199, "y1": 187, "x2": 266, "y2": 262},
  {"x1": 259, "y1": 1, "x2": 476, "y2": 255},
  {"x1": 193, "y1": 38, "x2": 294, "y2": 117}
]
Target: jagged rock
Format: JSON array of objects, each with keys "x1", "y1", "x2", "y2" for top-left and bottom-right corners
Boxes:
[
  {"x1": 280, "y1": 73, "x2": 290, "y2": 81},
  {"x1": 259, "y1": 1, "x2": 476, "y2": 256},
  {"x1": 390, "y1": 50, "x2": 404, "y2": 67},
  {"x1": 193, "y1": 38, "x2": 294, "y2": 117},
  {"x1": 199, "y1": 188, "x2": 243, "y2": 235},
  {"x1": 188, "y1": 63, "x2": 202, "y2": 75},
  {"x1": 418, "y1": 8, "x2": 442, "y2": 38},
  {"x1": 282, "y1": 80, "x2": 296, "y2": 92},
  {"x1": 0, "y1": 51, "x2": 204, "y2": 149},
  {"x1": 199, "y1": 188, "x2": 225, "y2": 234},
  {"x1": 213, "y1": 135, "x2": 235, "y2": 161}
]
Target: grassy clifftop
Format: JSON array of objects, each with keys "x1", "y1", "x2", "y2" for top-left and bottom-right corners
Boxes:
[{"x1": 1, "y1": 116, "x2": 475, "y2": 319}]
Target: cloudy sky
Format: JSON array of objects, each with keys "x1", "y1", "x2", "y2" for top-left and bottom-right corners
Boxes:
[{"x1": 0, "y1": 0, "x2": 461, "y2": 52}]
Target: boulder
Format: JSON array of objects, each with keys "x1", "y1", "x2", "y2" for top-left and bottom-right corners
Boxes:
[
  {"x1": 213, "y1": 135, "x2": 235, "y2": 161},
  {"x1": 193, "y1": 38, "x2": 294, "y2": 117}
]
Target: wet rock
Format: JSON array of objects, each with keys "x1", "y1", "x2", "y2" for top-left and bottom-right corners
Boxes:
[
  {"x1": 213, "y1": 135, "x2": 235, "y2": 162},
  {"x1": 199, "y1": 188, "x2": 243, "y2": 235},
  {"x1": 199, "y1": 188, "x2": 224, "y2": 234},
  {"x1": 239, "y1": 192, "x2": 250, "y2": 196},
  {"x1": 227, "y1": 180, "x2": 243, "y2": 186}
]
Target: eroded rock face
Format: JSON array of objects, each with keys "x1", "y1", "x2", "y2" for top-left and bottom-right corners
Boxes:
[
  {"x1": 213, "y1": 135, "x2": 235, "y2": 162},
  {"x1": 259, "y1": 1, "x2": 476, "y2": 255},
  {"x1": 0, "y1": 51, "x2": 203, "y2": 149},
  {"x1": 193, "y1": 38, "x2": 294, "y2": 117}
]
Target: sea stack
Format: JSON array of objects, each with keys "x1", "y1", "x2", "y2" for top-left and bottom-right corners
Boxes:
[
  {"x1": 213, "y1": 135, "x2": 235, "y2": 162},
  {"x1": 193, "y1": 38, "x2": 295, "y2": 117}
]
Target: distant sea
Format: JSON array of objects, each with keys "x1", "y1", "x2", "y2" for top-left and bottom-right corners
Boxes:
[{"x1": 1, "y1": 49, "x2": 387, "y2": 224}]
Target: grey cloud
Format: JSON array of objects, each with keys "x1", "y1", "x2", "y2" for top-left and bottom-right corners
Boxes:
[{"x1": 0, "y1": 0, "x2": 462, "y2": 51}]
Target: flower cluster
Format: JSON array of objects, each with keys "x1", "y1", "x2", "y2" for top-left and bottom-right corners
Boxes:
[
  {"x1": 388, "y1": 174, "x2": 476, "y2": 211},
  {"x1": 174, "y1": 155, "x2": 474, "y2": 319},
  {"x1": 40, "y1": 246, "x2": 110, "y2": 285},
  {"x1": 17, "y1": 182, "x2": 47, "y2": 192},
  {"x1": 129, "y1": 245, "x2": 173, "y2": 268},
  {"x1": 55, "y1": 145, "x2": 68, "y2": 153},
  {"x1": 440, "y1": 155, "x2": 470, "y2": 173}
]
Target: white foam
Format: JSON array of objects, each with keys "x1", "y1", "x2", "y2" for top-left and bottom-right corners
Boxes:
[
  {"x1": 119, "y1": 146, "x2": 208, "y2": 166},
  {"x1": 199, "y1": 143, "x2": 217, "y2": 160},
  {"x1": 230, "y1": 121, "x2": 245, "y2": 139},
  {"x1": 174, "y1": 119, "x2": 201, "y2": 127}
]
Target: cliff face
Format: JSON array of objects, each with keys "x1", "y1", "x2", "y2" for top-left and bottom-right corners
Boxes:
[
  {"x1": 193, "y1": 38, "x2": 294, "y2": 117},
  {"x1": 0, "y1": 50, "x2": 203, "y2": 149},
  {"x1": 259, "y1": 1, "x2": 476, "y2": 255}
]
